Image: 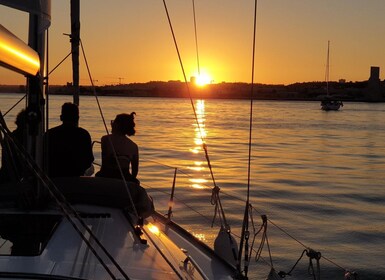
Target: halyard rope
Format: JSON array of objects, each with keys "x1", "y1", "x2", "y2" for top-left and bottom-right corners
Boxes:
[
  {"x1": 0, "y1": 114, "x2": 129, "y2": 280},
  {"x1": 161, "y1": 0, "x2": 230, "y2": 232},
  {"x1": 79, "y1": 39, "x2": 139, "y2": 220},
  {"x1": 238, "y1": 0, "x2": 258, "y2": 277}
]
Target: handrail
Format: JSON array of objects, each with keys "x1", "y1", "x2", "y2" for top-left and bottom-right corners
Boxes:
[
  {"x1": 167, "y1": 167, "x2": 177, "y2": 220},
  {"x1": 183, "y1": 255, "x2": 210, "y2": 280}
]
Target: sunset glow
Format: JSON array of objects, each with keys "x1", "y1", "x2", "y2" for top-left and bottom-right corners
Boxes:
[
  {"x1": 195, "y1": 73, "x2": 212, "y2": 87},
  {"x1": 1, "y1": 2, "x2": 385, "y2": 85}
]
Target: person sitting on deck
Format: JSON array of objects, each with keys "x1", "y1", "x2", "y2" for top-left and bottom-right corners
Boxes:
[
  {"x1": 44, "y1": 102, "x2": 94, "y2": 177},
  {"x1": 0, "y1": 109, "x2": 27, "y2": 183},
  {"x1": 96, "y1": 112, "x2": 139, "y2": 183}
]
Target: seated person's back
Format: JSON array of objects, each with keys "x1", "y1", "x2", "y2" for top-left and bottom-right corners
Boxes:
[
  {"x1": 96, "y1": 112, "x2": 139, "y2": 182},
  {"x1": 45, "y1": 103, "x2": 94, "y2": 177},
  {"x1": 0, "y1": 109, "x2": 27, "y2": 182}
]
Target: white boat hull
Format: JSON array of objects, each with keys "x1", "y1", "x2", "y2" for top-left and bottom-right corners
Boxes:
[{"x1": 0, "y1": 177, "x2": 237, "y2": 280}]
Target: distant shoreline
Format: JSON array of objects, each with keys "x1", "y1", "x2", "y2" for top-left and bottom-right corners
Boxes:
[{"x1": 1, "y1": 80, "x2": 384, "y2": 102}]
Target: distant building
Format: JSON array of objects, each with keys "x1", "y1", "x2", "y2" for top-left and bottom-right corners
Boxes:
[{"x1": 365, "y1": 66, "x2": 383, "y2": 101}]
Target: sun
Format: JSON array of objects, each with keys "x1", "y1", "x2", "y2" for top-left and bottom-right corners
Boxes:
[{"x1": 195, "y1": 73, "x2": 212, "y2": 87}]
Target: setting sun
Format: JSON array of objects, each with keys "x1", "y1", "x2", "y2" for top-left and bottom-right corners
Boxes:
[{"x1": 195, "y1": 73, "x2": 212, "y2": 87}]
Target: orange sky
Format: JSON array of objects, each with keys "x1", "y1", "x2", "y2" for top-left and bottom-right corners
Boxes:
[{"x1": 1, "y1": 0, "x2": 385, "y2": 86}]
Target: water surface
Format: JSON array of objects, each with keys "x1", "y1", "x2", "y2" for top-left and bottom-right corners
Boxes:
[{"x1": 1, "y1": 94, "x2": 384, "y2": 279}]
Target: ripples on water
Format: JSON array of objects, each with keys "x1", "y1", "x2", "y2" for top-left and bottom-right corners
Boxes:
[{"x1": 1, "y1": 94, "x2": 385, "y2": 279}]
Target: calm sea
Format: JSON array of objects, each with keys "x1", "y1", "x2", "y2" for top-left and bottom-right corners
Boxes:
[{"x1": 1, "y1": 93, "x2": 385, "y2": 279}]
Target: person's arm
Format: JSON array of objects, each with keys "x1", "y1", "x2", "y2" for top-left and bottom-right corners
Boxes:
[
  {"x1": 85, "y1": 131, "x2": 94, "y2": 167},
  {"x1": 100, "y1": 136, "x2": 107, "y2": 166},
  {"x1": 79, "y1": 130, "x2": 94, "y2": 174},
  {"x1": 131, "y1": 156, "x2": 139, "y2": 179},
  {"x1": 131, "y1": 146, "x2": 139, "y2": 179}
]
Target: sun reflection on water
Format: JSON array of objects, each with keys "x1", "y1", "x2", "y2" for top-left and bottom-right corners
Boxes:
[
  {"x1": 193, "y1": 233, "x2": 206, "y2": 242},
  {"x1": 189, "y1": 178, "x2": 208, "y2": 189},
  {"x1": 187, "y1": 165, "x2": 205, "y2": 172},
  {"x1": 189, "y1": 100, "x2": 208, "y2": 189}
]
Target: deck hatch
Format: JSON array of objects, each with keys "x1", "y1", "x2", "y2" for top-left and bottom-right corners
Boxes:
[{"x1": 0, "y1": 213, "x2": 62, "y2": 256}]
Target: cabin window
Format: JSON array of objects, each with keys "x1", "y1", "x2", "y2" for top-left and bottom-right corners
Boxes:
[{"x1": 0, "y1": 214, "x2": 62, "y2": 256}]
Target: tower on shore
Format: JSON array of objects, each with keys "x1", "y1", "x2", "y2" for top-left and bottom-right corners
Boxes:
[{"x1": 365, "y1": 66, "x2": 383, "y2": 101}]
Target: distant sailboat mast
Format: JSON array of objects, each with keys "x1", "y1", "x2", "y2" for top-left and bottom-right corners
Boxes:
[
  {"x1": 325, "y1": 40, "x2": 330, "y2": 96},
  {"x1": 321, "y1": 40, "x2": 343, "y2": 110}
]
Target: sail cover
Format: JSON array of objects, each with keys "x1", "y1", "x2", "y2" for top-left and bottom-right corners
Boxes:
[
  {"x1": 0, "y1": 0, "x2": 51, "y2": 75},
  {"x1": 0, "y1": 24, "x2": 40, "y2": 76}
]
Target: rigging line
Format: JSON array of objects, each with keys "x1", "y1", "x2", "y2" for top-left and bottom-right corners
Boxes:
[
  {"x1": 247, "y1": 217, "x2": 265, "y2": 262},
  {"x1": 140, "y1": 217, "x2": 195, "y2": 278},
  {"x1": 81, "y1": 216, "x2": 105, "y2": 278},
  {"x1": 145, "y1": 185, "x2": 268, "y2": 269},
  {"x1": 161, "y1": 0, "x2": 204, "y2": 153},
  {"x1": 148, "y1": 166, "x2": 344, "y2": 276},
  {"x1": 0, "y1": 110, "x2": 129, "y2": 278},
  {"x1": 249, "y1": 207, "x2": 349, "y2": 273},
  {"x1": 0, "y1": 239, "x2": 7, "y2": 249},
  {"x1": 162, "y1": 0, "x2": 228, "y2": 229},
  {"x1": 325, "y1": 40, "x2": 330, "y2": 92},
  {"x1": 240, "y1": 196, "x2": 322, "y2": 251},
  {"x1": 48, "y1": 51, "x2": 72, "y2": 76},
  {"x1": 142, "y1": 157, "x2": 217, "y2": 192},
  {"x1": 45, "y1": 28, "x2": 50, "y2": 140},
  {"x1": 192, "y1": 0, "x2": 200, "y2": 76},
  {"x1": 143, "y1": 182, "x2": 219, "y2": 226},
  {"x1": 0, "y1": 123, "x2": 127, "y2": 280},
  {"x1": 161, "y1": 0, "x2": 189, "y2": 86},
  {"x1": 3, "y1": 94, "x2": 26, "y2": 117},
  {"x1": 79, "y1": 39, "x2": 109, "y2": 135},
  {"x1": 238, "y1": 0, "x2": 258, "y2": 275},
  {"x1": 44, "y1": 36, "x2": 71, "y2": 134},
  {"x1": 143, "y1": 156, "x2": 346, "y2": 217},
  {"x1": 79, "y1": 39, "x2": 139, "y2": 220},
  {"x1": 0, "y1": 125, "x2": 125, "y2": 280},
  {"x1": 141, "y1": 227, "x2": 184, "y2": 279},
  {"x1": 143, "y1": 181, "x2": 293, "y2": 272},
  {"x1": 321, "y1": 255, "x2": 347, "y2": 272},
  {"x1": 142, "y1": 158, "x2": 349, "y2": 274},
  {"x1": 264, "y1": 217, "x2": 308, "y2": 249}
]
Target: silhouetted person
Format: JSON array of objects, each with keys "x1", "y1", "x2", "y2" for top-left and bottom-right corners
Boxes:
[
  {"x1": 96, "y1": 112, "x2": 139, "y2": 183},
  {"x1": 0, "y1": 109, "x2": 27, "y2": 183},
  {"x1": 44, "y1": 103, "x2": 94, "y2": 177}
]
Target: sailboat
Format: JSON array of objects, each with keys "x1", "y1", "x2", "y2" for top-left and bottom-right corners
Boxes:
[
  {"x1": 1, "y1": 1, "x2": 368, "y2": 279},
  {"x1": 320, "y1": 41, "x2": 343, "y2": 111},
  {"x1": 0, "y1": 1, "x2": 243, "y2": 279}
]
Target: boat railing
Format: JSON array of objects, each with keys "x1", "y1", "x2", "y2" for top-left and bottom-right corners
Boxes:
[
  {"x1": 89, "y1": 141, "x2": 357, "y2": 279},
  {"x1": 183, "y1": 255, "x2": 210, "y2": 280},
  {"x1": 1, "y1": 122, "x2": 360, "y2": 279}
]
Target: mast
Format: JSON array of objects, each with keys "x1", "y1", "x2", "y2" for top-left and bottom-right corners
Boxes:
[
  {"x1": 26, "y1": 1, "x2": 50, "y2": 167},
  {"x1": 0, "y1": 0, "x2": 51, "y2": 204},
  {"x1": 325, "y1": 40, "x2": 330, "y2": 96},
  {"x1": 70, "y1": 0, "x2": 80, "y2": 105},
  {"x1": 1, "y1": 0, "x2": 51, "y2": 164}
]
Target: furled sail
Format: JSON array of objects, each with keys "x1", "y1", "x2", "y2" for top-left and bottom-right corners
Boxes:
[
  {"x1": 0, "y1": 0, "x2": 51, "y2": 75},
  {"x1": 0, "y1": 24, "x2": 40, "y2": 75}
]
